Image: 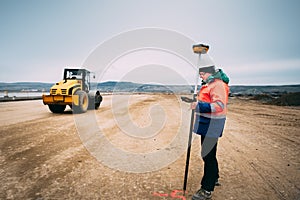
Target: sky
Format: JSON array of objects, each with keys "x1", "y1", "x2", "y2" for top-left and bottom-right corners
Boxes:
[{"x1": 0, "y1": 0, "x2": 300, "y2": 85}]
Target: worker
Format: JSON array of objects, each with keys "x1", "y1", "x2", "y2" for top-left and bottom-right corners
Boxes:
[{"x1": 191, "y1": 65, "x2": 230, "y2": 200}]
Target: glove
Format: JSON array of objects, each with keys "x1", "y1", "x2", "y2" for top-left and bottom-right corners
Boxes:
[{"x1": 181, "y1": 96, "x2": 196, "y2": 103}]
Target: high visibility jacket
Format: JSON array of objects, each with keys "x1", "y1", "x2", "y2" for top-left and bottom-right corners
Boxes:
[
  {"x1": 198, "y1": 79, "x2": 229, "y2": 118},
  {"x1": 193, "y1": 79, "x2": 230, "y2": 137}
]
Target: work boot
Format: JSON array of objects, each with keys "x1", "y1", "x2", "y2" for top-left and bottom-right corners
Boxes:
[{"x1": 192, "y1": 188, "x2": 212, "y2": 200}]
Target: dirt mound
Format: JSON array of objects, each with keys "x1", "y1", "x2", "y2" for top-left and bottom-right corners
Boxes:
[
  {"x1": 251, "y1": 93, "x2": 274, "y2": 103},
  {"x1": 271, "y1": 92, "x2": 300, "y2": 106},
  {"x1": 251, "y1": 92, "x2": 300, "y2": 106}
]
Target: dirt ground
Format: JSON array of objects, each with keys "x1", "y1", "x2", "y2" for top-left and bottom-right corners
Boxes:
[{"x1": 0, "y1": 94, "x2": 299, "y2": 200}]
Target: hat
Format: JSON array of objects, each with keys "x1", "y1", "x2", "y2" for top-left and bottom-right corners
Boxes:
[
  {"x1": 197, "y1": 54, "x2": 215, "y2": 73},
  {"x1": 199, "y1": 65, "x2": 216, "y2": 74}
]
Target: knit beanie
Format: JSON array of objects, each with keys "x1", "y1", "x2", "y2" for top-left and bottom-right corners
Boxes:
[
  {"x1": 199, "y1": 65, "x2": 216, "y2": 74},
  {"x1": 197, "y1": 53, "x2": 215, "y2": 74}
]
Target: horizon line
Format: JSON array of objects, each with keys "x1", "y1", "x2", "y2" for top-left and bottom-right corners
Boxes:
[{"x1": 0, "y1": 81, "x2": 300, "y2": 87}]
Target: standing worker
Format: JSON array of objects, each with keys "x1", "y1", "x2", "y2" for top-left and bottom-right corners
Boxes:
[{"x1": 191, "y1": 65, "x2": 230, "y2": 200}]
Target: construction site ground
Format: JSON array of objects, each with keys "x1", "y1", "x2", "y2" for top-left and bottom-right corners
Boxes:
[{"x1": 0, "y1": 94, "x2": 299, "y2": 199}]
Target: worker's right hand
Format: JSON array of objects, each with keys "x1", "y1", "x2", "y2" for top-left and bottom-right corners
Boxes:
[{"x1": 190, "y1": 102, "x2": 198, "y2": 110}]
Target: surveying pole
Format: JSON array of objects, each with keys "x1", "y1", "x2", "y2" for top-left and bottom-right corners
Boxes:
[{"x1": 183, "y1": 44, "x2": 209, "y2": 195}]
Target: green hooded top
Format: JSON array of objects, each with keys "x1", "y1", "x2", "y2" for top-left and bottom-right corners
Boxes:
[{"x1": 203, "y1": 69, "x2": 230, "y2": 85}]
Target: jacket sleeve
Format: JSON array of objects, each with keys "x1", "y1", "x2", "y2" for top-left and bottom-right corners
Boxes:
[
  {"x1": 196, "y1": 81, "x2": 227, "y2": 113},
  {"x1": 209, "y1": 81, "x2": 227, "y2": 113},
  {"x1": 197, "y1": 101, "x2": 212, "y2": 113}
]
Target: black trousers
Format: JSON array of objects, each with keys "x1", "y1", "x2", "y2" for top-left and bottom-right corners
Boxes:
[{"x1": 200, "y1": 136, "x2": 219, "y2": 192}]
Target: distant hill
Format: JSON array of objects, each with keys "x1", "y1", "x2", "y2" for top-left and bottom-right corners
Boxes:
[
  {"x1": 97, "y1": 81, "x2": 192, "y2": 93},
  {"x1": 0, "y1": 81, "x2": 193, "y2": 94},
  {"x1": 1, "y1": 82, "x2": 300, "y2": 105},
  {"x1": 0, "y1": 81, "x2": 299, "y2": 95},
  {"x1": 229, "y1": 85, "x2": 300, "y2": 96}
]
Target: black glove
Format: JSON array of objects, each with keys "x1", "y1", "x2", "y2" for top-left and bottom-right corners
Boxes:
[{"x1": 181, "y1": 96, "x2": 196, "y2": 103}]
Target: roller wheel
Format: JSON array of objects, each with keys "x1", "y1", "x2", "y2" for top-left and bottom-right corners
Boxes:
[
  {"x1": 48, "y1": 104, "x2": 66, "y2": 113},
  {"x1": 73, "y1": 90, "x2": 89, "y2": 114},
  {"x1": 95, "y1": 94, "x2": 102, "y2": 110}
]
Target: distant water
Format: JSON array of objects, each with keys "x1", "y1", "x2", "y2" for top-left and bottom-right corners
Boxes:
[{"x1": 0, "y1": 92, "x2": 45, "y2": 98}]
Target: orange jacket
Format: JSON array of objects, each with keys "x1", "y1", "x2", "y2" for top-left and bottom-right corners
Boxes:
[{"x1": 197, "y1": 79, "x2": 229, "y2": 118}]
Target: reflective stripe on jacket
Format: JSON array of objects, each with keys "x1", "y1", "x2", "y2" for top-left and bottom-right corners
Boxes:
[
  {"x1": 197, "y1": 79, "x2": 229, "y2": 118},
  {"x1": 193, "y1": 79, "x2": 229, "y2": 137}
]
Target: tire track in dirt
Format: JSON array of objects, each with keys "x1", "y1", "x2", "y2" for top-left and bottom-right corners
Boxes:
[
  {"x1": 216, "y1": 134, "x2": 286, "y2": 199},
  {"x1": 221, "y1": 128, "x2": 288, "y2": 199},
  {"x1": 228, "y1": 99, "x2": 300, "y2": 147},
  {"x1": 0, "y1": 108, "x2": 86, "y2": 199},
  {"x1": 248, "y1": 162, "x2": 287, "y2": 200},
  {"x1": 1, "y1": 97, "x2": 299, "y2": 199},
  {"x1": 218, "y1": 99, "x2": 300, "y2": 200}
]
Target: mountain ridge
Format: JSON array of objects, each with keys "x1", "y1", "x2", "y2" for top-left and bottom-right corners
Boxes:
[{"x1": 0, "y1": 81, "x2": 299, "y2": 95}]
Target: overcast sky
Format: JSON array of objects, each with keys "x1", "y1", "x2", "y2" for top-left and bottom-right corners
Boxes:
[{"x1": 0, "y1": 0, "x2": 300, "y2": 85}]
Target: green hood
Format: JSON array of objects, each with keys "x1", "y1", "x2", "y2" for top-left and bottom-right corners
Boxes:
[{"x1": 205, "y1": 69, "x2": 230, "y2": 84}]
